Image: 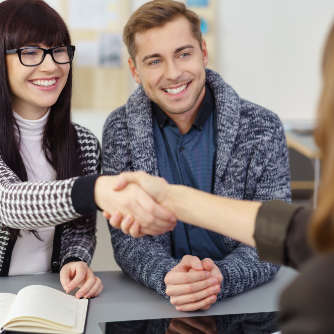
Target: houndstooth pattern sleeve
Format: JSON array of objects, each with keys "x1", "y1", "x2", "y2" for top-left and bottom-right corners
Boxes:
[
  {"x1": 0, "y1": 123, "x2": 101, "y2": 230},
  {"x1": 0, "y1": 158, "x2": 80, "y2": 229}
]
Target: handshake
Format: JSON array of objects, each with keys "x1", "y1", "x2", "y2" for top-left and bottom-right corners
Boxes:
[
  {"x1": 94, "y1": 171, "x2": 258, "y2": 248},
  {"x1": 94, "y1": 171, "x2": 177, "y2": 238}
]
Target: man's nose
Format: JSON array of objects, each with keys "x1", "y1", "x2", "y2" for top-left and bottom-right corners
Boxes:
[{"x1": 164, "y1": 59, "x2": 182, "y2": 81}]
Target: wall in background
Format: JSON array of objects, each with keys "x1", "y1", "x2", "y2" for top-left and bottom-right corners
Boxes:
[
  {"x1": 217, "y1": 0, "x2": 334, "y2": 121},
  {"x1": 45, "y1": 0, "x2": 131, "y2": 112},
  {"x1": 44, "y1": 0, "x2": 334, "y2": 122}
]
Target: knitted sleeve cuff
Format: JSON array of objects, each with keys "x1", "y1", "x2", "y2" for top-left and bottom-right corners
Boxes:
[
  {"x1": 71, "y1": 175, "x2": 100, "y2": 215},
  {"x1": 62, "y1": 257, "x2": 84, "y2": 267}
]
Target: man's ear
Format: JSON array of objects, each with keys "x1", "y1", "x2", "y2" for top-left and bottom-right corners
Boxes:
[
  {"x1": 128, "y1": 57, "x2": 141, "y2": 84},
  {"x1": 201, "y1": 39, "x2": 208, "y2": 67}
]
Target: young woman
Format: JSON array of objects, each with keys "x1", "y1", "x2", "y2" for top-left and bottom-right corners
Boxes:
[
  {"x1": 0, "y1": 0, "x2": 102, "y2": 299},
  {"x1": 0, "y1": 0, "x2": 176, "y2": 299},
  {"x1": 109, "y1": 21, "x2": 334, "y2": 333}
]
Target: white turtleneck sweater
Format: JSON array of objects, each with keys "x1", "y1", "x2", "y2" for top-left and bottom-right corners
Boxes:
[{"x1": 9, "y1": 111, "x2": 56, "y2": 276}]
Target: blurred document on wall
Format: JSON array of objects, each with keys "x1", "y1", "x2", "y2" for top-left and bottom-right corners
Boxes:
[
  {"x1": 98, "y1": 33, "x2": 122, "y2": 67},
  {"x1": 69, "y1": 0, "x2": 119, "y2": 30},
  {"x1": 74, "y1": 34, "x2": 122, "y2": 68}
]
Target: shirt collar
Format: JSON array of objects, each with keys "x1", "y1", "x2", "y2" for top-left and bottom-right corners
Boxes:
[
  {"x1": 13, "y1": 109, "x2": 50, "y2": 138},
  {"x1": 152, "y1": 84, "x2": 214, "y2": 131}
]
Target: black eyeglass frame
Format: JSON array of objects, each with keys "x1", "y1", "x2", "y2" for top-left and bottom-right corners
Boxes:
[{"x1": 6, "y1": 45, "x2": 75, "y2": 67}]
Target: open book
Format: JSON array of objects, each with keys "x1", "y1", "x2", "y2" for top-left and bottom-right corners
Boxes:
[{"x1": 0, "y1": 285, "x2": 88, "y2": 333}]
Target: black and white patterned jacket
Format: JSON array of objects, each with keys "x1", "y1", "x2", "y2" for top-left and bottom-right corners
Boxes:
[{"x1": 0, "y1": 124, "x2": 100, "y2": 276}]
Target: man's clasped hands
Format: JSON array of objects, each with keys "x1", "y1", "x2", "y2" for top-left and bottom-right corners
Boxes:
[{"x1": 96, "y1": 171, "x2": 222, "y2": 311}]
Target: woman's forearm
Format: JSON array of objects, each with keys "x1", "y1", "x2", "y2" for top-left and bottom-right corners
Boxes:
[{"x1": 164, "y1": 184, "x2": 261, "y2": 247}]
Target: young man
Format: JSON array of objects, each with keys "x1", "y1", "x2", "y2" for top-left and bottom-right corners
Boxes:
[{"x1": 102, "y1": 0, "x2": 290, "y2": 312}]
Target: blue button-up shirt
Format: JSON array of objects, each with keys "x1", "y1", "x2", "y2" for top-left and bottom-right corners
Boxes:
[{"x1": 152, "y1": 86, "x2": 226, "y2": 260}]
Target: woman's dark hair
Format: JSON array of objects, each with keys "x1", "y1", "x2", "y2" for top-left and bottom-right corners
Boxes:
[{"x1": 0, "y1": 0, "x2": 83, "y2": 238}]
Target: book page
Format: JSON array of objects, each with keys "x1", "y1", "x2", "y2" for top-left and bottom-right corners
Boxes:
[
  {"x1": 5, "y1": 285, "x2": 77, "y2": 328},
  {"x1": 8, "y1": 298, "x2": 89, "y2": 333},
  {"x1": 0, "y1": 293, "x2": 16, "y2": 327}
]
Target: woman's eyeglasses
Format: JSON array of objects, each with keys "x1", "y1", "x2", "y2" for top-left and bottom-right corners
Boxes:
[{"x1": 6, "y1": 45, "x2": 75, "y2": 67}]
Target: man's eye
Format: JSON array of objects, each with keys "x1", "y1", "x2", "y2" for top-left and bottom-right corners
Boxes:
[
  {"x1": 148, "y1": 59, "x2": 161, "y2": 66},
  {"x1": 180, "y1": 52, "x2": 191, "y2": 58}
]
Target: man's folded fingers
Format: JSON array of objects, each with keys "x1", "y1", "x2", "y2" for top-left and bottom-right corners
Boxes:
[
  {"x1": 170, "y1": 285, "x2": 220, "y2": 305},
  {"x1": 165, "y1": 270, "x2": 210, "y2": 285},
  {"x1": 174, "y1": 294, "x2": 218, "y2": 312}
]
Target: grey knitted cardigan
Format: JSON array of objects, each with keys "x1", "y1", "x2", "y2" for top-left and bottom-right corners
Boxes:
[
  {"x1": 102, "y1": 69, "x2": 291, "y2": 300},
  {"x1": 0, "y1": 124, "x2": 100, "y2": 275}
]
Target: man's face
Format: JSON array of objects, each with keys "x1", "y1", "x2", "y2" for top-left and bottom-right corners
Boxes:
[{"x1": 129, "y1": 16, "x2": 208, "y2": 116}]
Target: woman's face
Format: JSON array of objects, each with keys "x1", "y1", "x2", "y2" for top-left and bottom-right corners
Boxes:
[{"x1": 6, "y1": 44, "x2": 70, "y2": 120}]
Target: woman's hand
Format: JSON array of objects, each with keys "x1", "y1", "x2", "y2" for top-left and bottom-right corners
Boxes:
[{"x1": 60, "y1": 261, "x2": 103, "y2": 299}]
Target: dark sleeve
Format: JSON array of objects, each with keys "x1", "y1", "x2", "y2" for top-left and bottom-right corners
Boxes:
[
  {"x1": 71, "y1": 175, "x2": 100, "y2": 215},
  {"x1": 254, "y1": 200, "x2": 314, "y2": 269},
  {"x1": 279, "y1": 253, "x2": 334, "y2": 334}
]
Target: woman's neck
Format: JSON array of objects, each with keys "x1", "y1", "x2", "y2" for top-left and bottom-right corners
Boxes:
[{"x1": 12, "y1": 102, "x2": 49, "y2": 120}]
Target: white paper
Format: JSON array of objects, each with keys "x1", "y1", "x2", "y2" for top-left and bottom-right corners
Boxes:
[
  {"x1": 1, "y1": 285, "x2": 88, "y2": 334},
  {"x1": 7, "y1": 285, "x2": 76, "y2": 327},
  {"x1": 0, "y1": 293, "x2": 16, "y2": 327},
  {"x1": 69, "y1": 0, "x2": 118, "y2": 30}
]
